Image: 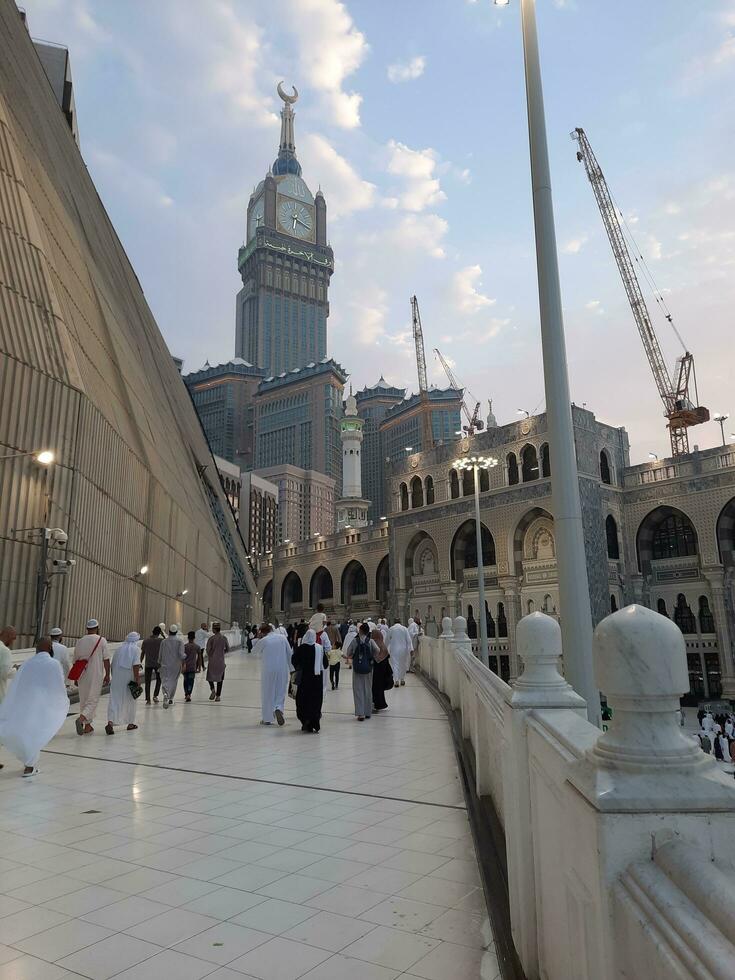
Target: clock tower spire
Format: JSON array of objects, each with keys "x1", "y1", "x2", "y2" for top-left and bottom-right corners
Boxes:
[
  {"x1": 235, "y1": 82, "x2": 334, "y2": 376},
  {"x1": 274, "y1": 81, "x2": 301, "y2": 176}
]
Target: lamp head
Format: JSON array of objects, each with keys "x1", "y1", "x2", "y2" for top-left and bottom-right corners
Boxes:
[{"x1": 35, "y1": 450, "x2": 54, "y2": 465}]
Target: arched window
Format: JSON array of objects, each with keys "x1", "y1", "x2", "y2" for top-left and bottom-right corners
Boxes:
[
  {"x1": 610, "y1": 594, "x2": 618, "y2": 612},
  {"x1": 673, "y1": 593, "x2": 696, "y2": 634},
  {"x1": 542, "y1": 594, "x2": 552, "y2": 613},
  {"x1": 462, "y1": 467, "x2": 475, "y2": 496},
  {"x1": 541, "y1": 443, "x2": 551, "y2": 478},
  {"x1": 657, "y1": 598, "x2": 669, "y2": 618},
  {"x1": 411, "y1": 476, "x2": 424, "y2": 509},
  {"x1": 497, "y1": 603, "x2": 508, "y2": 638},
  {"x1": 527, "y1": 599, "x2": 535, "y2": 614},
  {"x1": 521, "y1": 445, "x2": 539, "y2": 482},
  {"x1": 400, "y1": 483, "x2": 409, "y2": 512},
  {"x1": 485, "y1": 601, "x2": 496, "y2": 638},
  {"x1": 600, "y1": 450, "x2": 612, "y2": 485},
  {"x1": 450, "y1": 469, "x2": 460, "y2": 499},
  {"x1": 479, "y1": 468, "x2": 490, "y2": 492},
  {"x1": 699, "y1": 596, "x2": 715, "y2": 633},
  {"x1": 451, "y1": 521, "x2": 496, "y2": 576},
  {"x1": 507, "y1": 452, "x2": 519, "y2": 486},
  {"x1": 425, "y1": 475, "x2": 435, "y2": 505},
  {"x1": 466, "y1": 605, "x2": 477, "y2": 639},
  {"x1": 652, "y1": 514, "x2": 697, "y2": 560},
  {"x1": 606, "y1": 515, "x2": 620, "y2": 560}
]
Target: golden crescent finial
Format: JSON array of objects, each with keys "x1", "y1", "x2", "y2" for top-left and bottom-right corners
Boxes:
[{"x1": 277, "y1": 81, "x2": 299, "y2": 105}]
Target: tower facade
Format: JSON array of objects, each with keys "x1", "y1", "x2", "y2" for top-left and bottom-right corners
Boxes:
[
  {"x1": 235, "y1": 83, "x2": 334, "y2": 376},
  {"x1": 336, "y1": 392, "x2": 370, "y2": 530}
]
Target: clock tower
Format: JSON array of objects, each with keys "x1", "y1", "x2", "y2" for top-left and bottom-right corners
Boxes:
[{"x1": 235, "y1": 83, "x2": 334, "y2": 376}]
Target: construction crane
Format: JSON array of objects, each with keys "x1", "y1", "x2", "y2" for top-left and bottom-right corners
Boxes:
[
  {"x1": 410, "y1": 295, "x2": 435, "y2": 451},
  {"x1": 571, "y1": 127, "x2": 709, "y2": 457},
  {"x1": 433, "y1": 348, "x2": 484, "y2": 436}
]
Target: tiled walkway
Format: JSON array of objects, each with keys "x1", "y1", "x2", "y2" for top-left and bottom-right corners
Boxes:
[{"x1": 0, "y1": 648, "x2": 501, "y2": 980}]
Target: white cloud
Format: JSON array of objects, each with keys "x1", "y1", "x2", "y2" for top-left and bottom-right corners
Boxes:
[
  {"x1": 453, "y1": 265, "x2": 496, "y2": 314},
  {"x1": 385, "y1": 140, "x2": 446, "y2": 212},
  {"x1": 88, "y1": 146, "x2": 175, "y2": 209},
  {"x1": 645, "y1": 234, "x2": 663, "y2": 260},
  {"x1": 387, "y1": 55, "x2": 426, "y2": 83},
  {"x1": 389, "y1": 214, "x2": 448, "y2": 258},
  {"x1": 562, "y1": 234, "x2": 588, "y2": 254},
  {"x1": 299, "y1": 133, "x2": 376, "y2": 218},
  {"x1": 348, "y1": 287, "x2": 388, "y2": 345},
  {"x1": 283, "y1": 0, "x2": 368, "y2": 128},
  {"x1": 586, "y1": 299, "x2": 604, "y2": 315}
]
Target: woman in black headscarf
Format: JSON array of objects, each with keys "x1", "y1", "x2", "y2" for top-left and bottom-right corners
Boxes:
[{"x1": 291, "y1": 628, "x2": 328, "y2": 733}]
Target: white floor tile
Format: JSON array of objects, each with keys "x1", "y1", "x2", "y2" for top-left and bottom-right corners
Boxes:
[
  {"x1": 173, "y1": 921, "x2": 271, "y2": 964},
  {"x1": 13, "y1": 919, "x2": 113, "y2": 961},
  {"x1": 0, "y1": 953, "x2": 70, "y2": 979},
  {"x1": 230, "y1": 898, "x2": 318, "y2": 935},
  {"x1": 407, "y1": 939, "x2": 501, "y2": 979},
  {"x1": 0, "y1": 908, "x2": 70, "y2": 946},
  {"x1": 282, "y1": 910, "x2": 377, "y2": 952},
  {"x1": 181, "y1": 886, "x2": 265, "y2": 920},
  {"x1": 306, "y1": 884, "x2": 385, "y2": 917},
  {"x1": 360, "y1": 896, "x2": 444, "y2": 932},
  {"x1": 109, "y1": 948, "x2": 219, "y2": 980},
  {"x1": 298, "y1": 952, "x2": 399, "y2": 980},
  {"x1": 226, "y1": 935, "x2": 331, "y2": 980},
  {"x1": 130, "y1": 907, "x2": 221, "y2": 947},
  {"x1": 420, "y1": 909, "x2": 493, "y2": 949},
  {"x1": 81, "y1": 895, "x2": 172, "y2": 930},
  {"x1": 341, "y1": 924, "x2": 440, "y2": 971},
  {"x1": 56, "y1": 932, "x2": 162, "y2": 979}
]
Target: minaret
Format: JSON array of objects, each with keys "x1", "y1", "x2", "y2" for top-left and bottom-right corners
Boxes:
[
  {"x1": 486, "y1": 398, "x2": 498, "y2": 428},
  {"x1": 336, "y1": 390, "x2": 370, "y2": 530}
]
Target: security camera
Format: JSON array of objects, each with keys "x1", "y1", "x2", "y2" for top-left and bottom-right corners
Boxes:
[
  {"x1": 52, "y1": 559, "x2": 76, "y2": 567},
  {"x1": 48, "y1": 527, "x2": 68, "y2": 544}
]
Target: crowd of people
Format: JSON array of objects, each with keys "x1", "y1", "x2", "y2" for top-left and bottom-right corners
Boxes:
[
  {"x1": 696, "y1": 708, "x2": 735, "y2": 764},
  {"x1": 0, "y1": 609, "x2": 424, "y2": 774},
  {"x1": 255, "y1": 607, "x2": 422, "y2": 733}
]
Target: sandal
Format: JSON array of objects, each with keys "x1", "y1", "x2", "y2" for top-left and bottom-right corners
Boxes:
[
  {"x1": 126, "y1": 724, "x2": 138, "y2": 731},
  {"x1": 75, "y1": 717, "x2": 85, "y2": 736},
  {"x1": 105, "y1": 723, "x2": 114, "y2": 735}
]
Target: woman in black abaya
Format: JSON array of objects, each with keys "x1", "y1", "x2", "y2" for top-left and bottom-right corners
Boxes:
[{"x1": 291, "y1": 628, "x2": 328, "y2": 733}]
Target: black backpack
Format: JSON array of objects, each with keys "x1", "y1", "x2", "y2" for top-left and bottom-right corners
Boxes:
[{"x1": 353, "y1": 637, "x2": 373, "y2": 674}]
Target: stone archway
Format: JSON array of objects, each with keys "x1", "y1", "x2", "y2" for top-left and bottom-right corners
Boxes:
[
  {"x1": 309, "y1": 566, "x2": 334, "y2": 608},
  {"x1": 341, "y1": 560, "x2": 368, "y2": 607},
  {"x1": 450, "y1": 520, "x2": 495, "y2": 581},
  {"x1": 636, "y1": 505, "x2": 698, "y2": 573},
  {"x1": 281, "y1": 571, "x2": 303, "y2": 617}
]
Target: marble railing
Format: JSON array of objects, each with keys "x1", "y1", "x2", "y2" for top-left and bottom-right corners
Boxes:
[{"x1": 418, "y1": 608, "x2": 735, "y2": 980}]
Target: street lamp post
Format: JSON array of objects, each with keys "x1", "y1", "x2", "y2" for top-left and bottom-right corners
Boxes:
[
  {"x1": 714, "y1": 413, "x2": 729, "y2": 447},
  {"x1": 495, "y1": 0, "x2": 599, "y2": 723},
  {"x1": 454, "y1": 454, "x2": 498, "y2": 667}
]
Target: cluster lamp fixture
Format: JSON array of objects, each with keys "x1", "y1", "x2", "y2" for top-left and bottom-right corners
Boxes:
[{"x1": 648, "y1": 452, "x2": 658, "y2": 461}]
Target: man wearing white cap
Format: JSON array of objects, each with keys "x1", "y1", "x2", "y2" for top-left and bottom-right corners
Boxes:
[
  {"x1": 159, "y1": 625, "x2": 185, "y2": 708},
  {"x1": 49, "y1": 628, "x2": 71, "y2": 681},
  {"x1": 73, "y1": 619, "x2": 109, "y2": 735}
]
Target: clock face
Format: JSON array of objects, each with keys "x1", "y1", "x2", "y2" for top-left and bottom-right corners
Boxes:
[
  {"x1": 248, "y1": 197, "x2": 264, "y2": 240},
  {"x1": 278, "y1": 199, "x2": 313, "y2": 239}
]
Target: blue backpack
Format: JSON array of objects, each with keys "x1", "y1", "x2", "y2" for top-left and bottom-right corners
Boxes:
[{"x1": 353, "y1": 637, "x2": 373, "y2": 674}]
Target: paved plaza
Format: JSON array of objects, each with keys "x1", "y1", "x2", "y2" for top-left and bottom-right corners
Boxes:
[{"x1": 0, "y1": 649, "x2": 499, "y2": 980}]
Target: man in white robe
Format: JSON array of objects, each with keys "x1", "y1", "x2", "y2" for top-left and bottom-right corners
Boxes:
[
  {"x1": 106, "y1": 633, "x2": 142, "y2": 734},
  {"x1": 378, "y1": 619, "x2": 390, "y2": 642},
  {"x1": 257, "y1": 624, "x2": 292, "y2": 726},
  {"x1": 73, "y1": 619, "x2": 109, "y2": 735},
  {"x1": 0, "y1": 637, "x2": 69, "y2": 776},
  {"x1": 194, "y1": 622, "x2": 210, "y2": 672},
  {"x1": 0, "y1": 625, "x2": 17, "y2": 704},
  {"x1": 160, "y1": 625, "x2": 185, "y2": 708},
  {"x1": 49, "y1": 627, "x2": 71, "y2": 681},
  {"x1": 388, "y1": 621, "x2": 413, "y2": 687}
]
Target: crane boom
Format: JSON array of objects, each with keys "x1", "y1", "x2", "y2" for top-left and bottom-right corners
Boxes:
[
  {"x1": 433, "y1": 348, "x2": 484, "y2": 435},
  {"x1": 410, "y1": 295, "x2": 434, "y2": 451},
  {"x1": 571, "y1": 127, "x2": 708, "y2": 456}
]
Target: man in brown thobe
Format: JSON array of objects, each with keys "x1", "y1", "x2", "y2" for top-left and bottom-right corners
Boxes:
[{"x1": 206, "y1": 623, "x2": 229, "y2": 702}]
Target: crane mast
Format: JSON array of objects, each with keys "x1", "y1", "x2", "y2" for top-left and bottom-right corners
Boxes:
[
  {"x1": 571, "y1": 127, "x2": 708, "y2": 457},
  {"x1": 410, "y1": 295, "x2": 435, "y2": 451},
  {"x1": 433, "y1": 348, "x2": 484, "y2": 435}
]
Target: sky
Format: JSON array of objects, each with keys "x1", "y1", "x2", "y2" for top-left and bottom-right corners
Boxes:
[{"x1": 21, "y1": 0, "x2": 735, "y2": 463}]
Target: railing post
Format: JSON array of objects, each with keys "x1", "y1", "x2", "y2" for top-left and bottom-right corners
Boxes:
[
  {"x1": 564, "y1": 605, "x2": 735, "y2": 980},
  {"x1": 503, "y1": 612, "x2": 587, "y2": 980}
]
